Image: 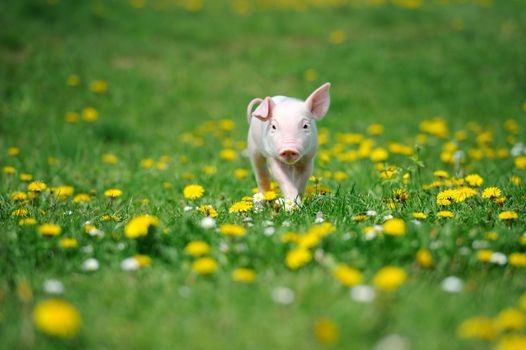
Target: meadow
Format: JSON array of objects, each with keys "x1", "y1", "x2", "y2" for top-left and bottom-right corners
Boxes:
[{"x1": 1, "y1": 0, "x2": 526, "y2": 349}]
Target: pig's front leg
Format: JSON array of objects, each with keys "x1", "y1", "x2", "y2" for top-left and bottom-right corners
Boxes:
[
  {"x1": 269, "y1": 159, "x2": 299, "y2": 202},
  {"x1": 294, "y1": 158, "x2": 313, "y2": 198},
  {"x1": 250, "y1": 152, "x2": 271, "y2": 193}
]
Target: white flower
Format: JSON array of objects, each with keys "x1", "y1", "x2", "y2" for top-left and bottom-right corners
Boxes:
[
  {"x1": 253, "y1": 192, "x2": 264, "y2": 203},
  {"x1": 116, "y1": 242, "x2": 126, "y2": 250},
  {"x1": 219, "y1": 242, "x2": 229, "y2": 253},
  {"x1": 429, "y1": 240, "x2": 443, "y2": 250},
  {"x1": 183, "y1": 206, "x2": 193, "y2": 212},
  {"x1": 374, "y1": 334, "x2": 410, "y2": 350},
  {"x1": 43, "y1": 279, "x2": 64, "y2": 294},
  {"x1": 490, "y1": 252, "x2": 507, "y2": 266},
  {"x1": 441, "y1": 276, "x2": 463, "y2": 293},
  {"x1": 271, "y1": 287, "x2": 295, "y2": 305},
  {"x1": 383, "y1": 215, "x2": 393, "y2": 221},
  {"x1": 88, "y1": 227, "x2": 104, "y2": 238},
  {"x1": 264, "y1": 227, "x2": 275, "y2": 236},
  {"x1": 366, "y1": 210, "x2": 377, "y2": 217},
  {"x1": 411, "y1": 219, "x2": 422, "y2": 226},
  {"x1": 82, "y1": 258, "x2": 99, "y2": 272},
  {"x1": 511, "y1": 143, "x2": 525, "y2": 157},
  {"x1": 121, "y1": 257, "x2": 140, "y2": 271},
  {"x1": 200, "y1": 217, "x2": 216, "y2": 229},
  {"x1": 263, "y1": 220, "x2": 274, "y2": 227},
  {"x1": 350, "y1": 285, "x2": 376, "y2": 303},
  {"x1": 282, "y1": 220, "x2": 291, "y2": 227},
  {"x1": 315, "y1": 211, "x2": 324, "y2": 223},
  {"x1": 472, "y1": 240, "x2": 489, "y2": 249}
]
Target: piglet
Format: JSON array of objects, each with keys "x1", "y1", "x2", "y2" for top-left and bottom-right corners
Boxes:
[{"x1": 246, "y1": 83, "x2": 331, "y2": 203}]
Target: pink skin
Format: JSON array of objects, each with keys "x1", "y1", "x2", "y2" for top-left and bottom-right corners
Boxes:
[{"x1": 246, "y1": 83, "x2": 331, "y2": 202}]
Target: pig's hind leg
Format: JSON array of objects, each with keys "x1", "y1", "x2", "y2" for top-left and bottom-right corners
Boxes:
[{"x1": 250, "y1": 152, "x2": 271, "y2": 193}]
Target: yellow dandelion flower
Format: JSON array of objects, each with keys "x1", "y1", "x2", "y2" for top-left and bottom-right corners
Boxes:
[
  {"x1": 304, "y1": 68, "x2": 317, "y2": 82},
  {"x1": 515, "y1": 156, "x2": 526, "y2": 170},
  {"x1": 328, "y1": 30, "x2": 346, "y2": 44},
  {"x1": 82, "y1": 107, "x2": 98, "y2": 122},
  {"x1": 481, "y1": 187, "x2": 501, "y2": 199},
  {"x1": 457, "y1": 316, "x2": 497, "y2": 340},
  {"x1": 11, "y1": 208, "x2": 29, "y2": 217},
  {"x1": 191, "y1": 257, "x2": 218, "y2": 275},
  {"x1": 198, "y1": 205, "x2": 218, "y2": 218},
  {"x1": 229, "y1": 201, "x2": 253, "y2": 214},
  {"x1": 285, "y1": 248, "x2": 312, "y2": 270},
  {"x1": 499, "y1": 211, "x2": 518, "y2": 220},
  {"x1": 413, "y1": 212, "x2": 427, "y2": 219},
  {"x1": 383, "y1": 218, "x2": 406, "y2": 236},
  {"x1": 496, "y1": 335, "x2": 526, "y2": 350},
  {"x1": 33, "y1": 299, "x2": 81, "y2": 338},
  {"x1": 133, "y1": 254, "x2": 152, "y2": 267},
  {"x1": 11, "y1": 191, "x2": 27, "y2": 201},
  {"x1": 219, "y1": 148, "x2": 237, "y2": 161},
  {"x1": 433, "y1": 170, "x2": 449, "y2": 178},
  {"x1": 373, "y1": 266, "x2": 407, "y2": 291},
  {"x1": 465, "y1": 174, "x2": 484, "y2": 187},
  {"x1": 64, "y1": 112, "x2": 79, "y2": 123},
  {"x1": 185, "y1": 241, "x2": 211, "y2": 257},
  {"x1": 183, "y1": 184, "x2": 204, "y2": 199},
  {"x1": 73, "y1": 193, "x2": 91, "y2": 203},
  {"x1": 313, "y1": 318, "x2": 339, "y2": 346},
  {"x1": 234, "y1": 168, "x2": 248, "y2": 179},
  {"x1": 19, "y1": 218, "x2": 37, "y2": 226},
  {"x1": 510, "y1": 176, "x2": 522, "y2": 185},
  {"x1": 509, "y1": 253, "x2": 526, "y2": 267},
  {"x1": 308, "y1": 222, "x2": 336, "y2": 238},
  {"x1": 437, "y1": 210, "x2": 454, "y2": 218},
  {"x1": 66, "y1": 74, "x2": 80, "y2": 86},
  {"x1": 416, "y1": 249, "x2": 433, "y2": 268},
  {"x1": 352, "y1": 215, "x2": 368, "y2": 222},
  {"x1": 370, "y1": 148, "x2": 389, "y2": 162},
  {"x1": 90, "y1": 79, "x2": 108, "y2": 93},
  {"x1": 231, "y1": 268, "x2": 256, "y2": 283},
  {"x1": 102, "y1": 153, "x2": 118, "y2": 164},
  {"x1": 28, "y1": 181, "x2": 47, "y2": 192},
  {"x1": 59, "y1": 238, "x2": 78, "y2": 248},
  {"x1": 50, "y1": 186, "x2": 74, "y2": 200},
  {"x1": 494, "y1": 308, "x2": 526, "y2": 331},
  {"x1": 334, "y1": 264, "x2": 363, "y2": 287},
  {"x1": 219, "y1": 224, "x2": 245, "y2": 237},
  {"x1": 124, "y1": 215, "x2": 159, "y2": 239},
  {"x1": 7, "y1": 147, "x2": 20, "y2": 156},
  {"x1": 263, "y1": 191, "x2": 278, "y2": 201},
  {"x1": 3, "y1": 166, "x2": 16, "y2": 174},
  {"x1": 38, "y1": 224, "x2": 62, "y2": 237},
  {"x1": 20, "y1": 173, "x2": 32, "y2": 182},
  {"x1": 367, "y1": 123, "x2": 384, "y2": 135},
  {"x1": 104, "y1": 188, "x2": 122, "y2": 198},
  {"x1": 477, "y1": 250, "x2": 493, "y2": 263}
]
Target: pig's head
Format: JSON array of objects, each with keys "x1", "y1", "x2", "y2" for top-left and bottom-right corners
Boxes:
[{"x1": 252, "y1": 83, "x2": 331, "y2": 165}]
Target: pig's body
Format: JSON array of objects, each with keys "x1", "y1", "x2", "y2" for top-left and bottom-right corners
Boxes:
[{"x1": 246, "y1": 84, "x2": 331, "y2": 202}]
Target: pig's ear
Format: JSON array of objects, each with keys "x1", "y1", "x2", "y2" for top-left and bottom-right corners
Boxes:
[
  {"x1": 305, "y1": 82, "x2": 331, "y2": 120},
  {"x1": 252, "y1": 97, "x2": 274, "y2": 122}
]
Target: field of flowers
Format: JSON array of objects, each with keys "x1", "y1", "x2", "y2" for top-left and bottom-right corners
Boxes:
[{"x1": 1, "y1": 0, "x2": 526, "y2": 349}]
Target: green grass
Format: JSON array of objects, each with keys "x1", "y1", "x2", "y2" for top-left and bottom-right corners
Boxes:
[{"x1": 1, "y1": 0, "x2": 526, "y2": 349}]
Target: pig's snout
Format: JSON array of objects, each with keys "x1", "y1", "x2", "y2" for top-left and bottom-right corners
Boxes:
[{"x1": 279, "y1": 147, "x2": 300, "y2": 163}]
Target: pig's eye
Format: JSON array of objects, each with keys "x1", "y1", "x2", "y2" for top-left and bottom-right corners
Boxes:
[
  {"x1": 303, "y1": 124, "x2": 309, "y2": 129},
  {"x1": 271, "y1": 124, "x2": 277, "y2": 130}
]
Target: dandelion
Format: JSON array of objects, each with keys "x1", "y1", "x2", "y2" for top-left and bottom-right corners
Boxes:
[
  {"x1": 334, "y1": 264, "x2": 363, "y2": 287},
  {"x1": 198, "y1": 205, "x2": 218, "y2": 218},
  {"x1": 499, "y1": 211, "x2": 518, "y2": 220},
  {"x1": 38, "y1": 224, "x2": 62, "y2": 237},
  {"x1": 19, "y1": 218, "x2": 37, "y2": 226},
  {"x1": 481, "y1": 187, "x2": 501, "y2": 199},
  {"x1": 104, "y1": 188, "x2": 122, "y2": 198},
  {"x1": 3, "y1": 165, "x2": 16, "y2": 174},
  {"x1": 7, "y1": 146, "x2": 20, "y2": 156},
  {"x1": 64, "y1": 112, "x2": 79, "y2": 123},
  {"x1": 33, "y1": 299, "x2": 81, "y2": 338},
  {"x1": 328, "y1": 30, "x2": 346, "y2": 44},
  {"x1": 263, "y1": 191, "x2": 278, "y2": 201},
  {"x1": 510, "y1": 175, "x2": 522, "y2": 185},
  {"x1": 67, "y1": 74, "x2": 80, "y2": 86},
  {"x1": 59, "y1": 238, "x2": 78, "y2": 248},
  {"x1": 416, "y1": 249, "x2": 433, "y2": 268},
  {"x1": 234, "y1": 168, "x2": 248, "y2": 179},
  {"x1": 515, "y1": 156, "x2": 526, "y2": 169},
  {"x1": 494, "y1": 308, "x2": 526, "y2": 331},
  {"x1": 102, "y1": 153, "x2": 118, "y2": 164},
  {"x1": 219, "y1": 224, "x2": 245, "y2": 237},
  {"x1": 352, "y1": 214, "x2": 367, "y2": 222},
  {"x1": 383, "y1": 218, "x2": 406, "y2": 236},
  {"x1": 28, "y1": 181, "x2": 47, "y2": 192},
  {"x1": 457, "y1": 316, "x2": 496, "y2": 340},
  {"x1": 50, "y1": 186, "x2": 74, "y2": 200},
  {"x1": 90, "y1": 79, "x2": 108, "y2": 93},
  {"x1": 219, "y1": 148, "x2": 237, "y2": 161},
  {"x1": 496, "y1": 335, "x2": 526, "y2": 350},
  {"x1": 133, "y1": 254, "x2": 152, "y2": 267},
  {"x1": 509, "y1": 253, "x2": 526, "y2": 267},
  {"x1": 183, "y1": 184, "x2": 204, "y2": 199},
  {"x1": 185, "y1": 241, "x2": 211, "y2": 257},
  {"x1": 231, "y1": 268, "x2": 256, "y2": 283},
  {"x1": 73, "y1": 193, "x2": 91, "y2": 203},
  {"x1": 124, "y1": 215, "x2": 159, "y2": 239},
  {"x1": 12, "y1": 208, "x2": 29, "y2": 217},
  {"x1": 437, "y1": 211, "x2": 454, "y2": 218},
  {"x1": 373, "y1": 266, "x2": 407, "y2": 291},
  {"x1": 19, "y1": 173, "x2": 32, "y2": 182},
  {"x1": 413, "y1": 212, "x2": 427, "y2": 220},
  {"x1": 313, "y1": 318, "x2": 339, "y2": 346},
  {"x1": 82, "y1": 107, "x2": 98, "y2": 122},
  {"x1": 433, "y1": 170, "x2": 449, "y2": 178},
  {"x1": 285, "y1": 248, "x2": 312, "y2": 269},
  {"x1": 465, "y1": 174, "x2": 484, "y2": 187},
  {"x1": 229, "y1": 201, "x2": 253, "y2": 213},
  {"x1": 11, "y1": 192, "x2": 27, "y2": 201},
  {"x1": 191, "y1": 257, "x2": 218, "y2": 275}
]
